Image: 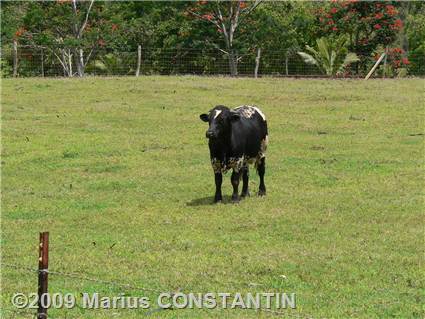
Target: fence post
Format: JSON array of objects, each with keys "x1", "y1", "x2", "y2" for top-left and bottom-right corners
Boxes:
[
  {"x1": 41, "y1": 48, "x2": 45, "y2": 77},
  {"x1": 285, "y1": 53, "x2": 289, "y2": 76},
  {"x1": 254, "y1": 48, "x2": 261, "y2": 78},
  {"x1": 365, "y1": 52, "x2": 386, "y2": 80},
  {"x1": 37, "y1": 232, "x2": 49, "y2": 319},
  {"x1": 136, "y1": 44, "x2": 142, "y2": 77},
  {"x1": 13, "y1": 39, "x2": 18, "y2": 77}
]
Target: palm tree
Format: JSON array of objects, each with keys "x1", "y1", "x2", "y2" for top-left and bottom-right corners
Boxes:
[{"x1": 297, "y1": 37, "x2": 359, "y2": 76}]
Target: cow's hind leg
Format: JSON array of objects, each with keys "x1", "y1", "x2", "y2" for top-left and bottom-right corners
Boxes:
[
  {"x1": 257, "y1": 157, "x2": 266, "y2": 196},
  {"x1": 214, "y1": 172, "x2": 223, "y2": 203},
  {"x1": 231, "y1": 170, "x2": 241, "y2": 203},
  {"x1": 241, "y1": 166, "x2": 250, "y2": 198}
]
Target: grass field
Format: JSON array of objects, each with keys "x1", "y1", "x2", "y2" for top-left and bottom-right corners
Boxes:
[{"x1": 1, "y1": 76, "x2": 423, "y2": 318}]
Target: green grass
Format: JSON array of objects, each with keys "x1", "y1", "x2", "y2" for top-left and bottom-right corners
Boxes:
[{"x1": 1, "y1": 76, "x2": 423, "y2": 318}]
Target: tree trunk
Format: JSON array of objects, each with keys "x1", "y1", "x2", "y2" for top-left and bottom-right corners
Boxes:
[
  {"x1": 68, "y1": 49, "x2": 73, "y2": 77},
  {"x1": 136, "y1": 45, "x2": 142, "y2": 77},
  {"x1": 254, "y1": 48, "x2": 261, "y2": 78},
  {"x1": 75, "y1": 48, "x2": 84, "y2": 77},
  {"x1": 228, "y1": 50, "x2": 238, "y2": 77},
  {"x1": 13, "y1": 39, "x2": 18, "y2": 77}
]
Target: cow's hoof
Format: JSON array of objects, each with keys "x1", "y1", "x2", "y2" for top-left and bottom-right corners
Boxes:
[
  {"x1": 258, "y1": 190, "x2": 266, "y2": 197},
  {"x1": 231, "y1": 196, "x2": 240, "y2": 203},
  {"x1": 241, "y1": 191, "x2": 250, "y2": 198},
  {"x1": 214, "y1": 199, "x2": 222, "y2": 204}
]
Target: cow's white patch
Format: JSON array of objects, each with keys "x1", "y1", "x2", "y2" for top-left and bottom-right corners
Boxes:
[
  {"x1": 252, "y1": 106, "x2": 266, "y2": 121},
  {"x1": 214, "y1": 110, "x2": 222, "y2": 119},
  {"x1": 211, "y1": 158, "x2": 223, "y2": 173},
  {"x1": 261, "y1": 135, "x2": 269, "y2": 153},
  {"x1": 234, "y1": 105, "x2": 266, "y2": 121}
]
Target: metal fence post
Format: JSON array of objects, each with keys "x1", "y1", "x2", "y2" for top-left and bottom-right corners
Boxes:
[{"x1": 37, "y1": 232, "x2": 49, "y2": 319}]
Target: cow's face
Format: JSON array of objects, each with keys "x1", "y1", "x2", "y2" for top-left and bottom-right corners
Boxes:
[{"x1": 200, "y1": 106, "x2": 240, "y2": 139}]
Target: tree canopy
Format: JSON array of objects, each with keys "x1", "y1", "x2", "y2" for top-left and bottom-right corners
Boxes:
[{"x1": 1, "y1": 0, "x2": 423, "y2": 77}]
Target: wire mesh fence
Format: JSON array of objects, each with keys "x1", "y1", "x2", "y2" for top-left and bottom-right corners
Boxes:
[{"x1": 2, "y1": 45, "x2": 424, "y2": 78}]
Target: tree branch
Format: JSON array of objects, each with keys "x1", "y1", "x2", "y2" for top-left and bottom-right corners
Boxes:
[{"x1": 78, "y1": 0, "x2": 95, "y2": 38}]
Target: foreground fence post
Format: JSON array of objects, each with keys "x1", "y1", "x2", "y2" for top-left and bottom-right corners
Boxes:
[{"x1": 37, "y1": 232, "x2": 49, "y2": 319}]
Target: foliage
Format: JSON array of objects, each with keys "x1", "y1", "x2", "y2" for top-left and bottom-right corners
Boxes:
[
  {"x1": 315, "y1": 1, "x2": 402, "y2": 59},
  {"x1": 298, "y1": 37, "x2": 359, "y2": 76},
  {"x1": 0, "y1": 58, "x2": 13, "y2": 77}
]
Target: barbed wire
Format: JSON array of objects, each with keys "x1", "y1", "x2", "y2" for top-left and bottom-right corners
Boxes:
[
  {"x1": 1, "y1": 307, "x2": 37, "y2": 318},
  {"x1": 1, "y1": 262, "x2": 174, "y2": 294},
  {"x1": 2, "y1": 262, "x2": 316, "y2": 318}
]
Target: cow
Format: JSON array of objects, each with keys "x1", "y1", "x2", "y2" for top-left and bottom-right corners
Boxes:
[{"x1": 199, "y1": 105, "x2": 268, "y2": 203}]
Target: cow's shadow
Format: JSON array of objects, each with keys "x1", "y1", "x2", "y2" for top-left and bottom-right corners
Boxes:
[{"x1": 186, "y1": 195, "x2": 234, "y2": 206}]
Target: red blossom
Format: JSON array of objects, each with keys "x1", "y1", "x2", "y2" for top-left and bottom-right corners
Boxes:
[
  {"x1": 15, "y1": 27, "x2": 25, "y2": 37},
  {"x1": 332, "y1": 26, "x2": 338, "y2": 31},
  {"x1": 402, "y1": 57, "x2": 409, "y2": 65},
  {"x1": 330, "y1": 7, "x2": 338, "y2": 14},
  {"x1": 385, "y1": 4, "x2": 397, "y2": 16},
  {"x1": 375, "y1": 12, "x2": 383, "y2": 19},
  {"x1": 393, "y1": 19, "x2": 403, "y2": 29},
  {"x1": 202, "y1": 14, "x2": 213, "y2": 21},
  {"x1": 327, "y1": 20, "x2": 334, "y2": 25},
  {"x1": 240, "y1": 1, "x2": 247, "y2": 9},
  {"x1": 374, "y1": 24, "x2": 382, "y2": 30},
  {"x1": 111, "y1": 24, "x2": 118, "y2": 31}
]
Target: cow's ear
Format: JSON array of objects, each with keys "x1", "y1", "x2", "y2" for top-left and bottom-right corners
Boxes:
[
  {"x1": 230, "y1": 111, "x2": 240, "y2": 121},
  {"x1": 199, "y1": 113, "x2": 209, "y2": 122}
]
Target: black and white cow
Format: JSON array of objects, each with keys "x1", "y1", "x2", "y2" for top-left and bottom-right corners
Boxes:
[{"x1": 199, "y1": 105, "x2": 268, "y2": 203}]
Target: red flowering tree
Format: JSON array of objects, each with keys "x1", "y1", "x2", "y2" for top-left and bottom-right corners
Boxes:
[
  {"x1": 374, "y1": 47, "x2": 410, "y2": 76},
  {"x1": 187, "y1": 0, "x2": 262, "y2": 76},
  {"x1": 315, "y1": 1, "x2": 403, "y2": 64}
]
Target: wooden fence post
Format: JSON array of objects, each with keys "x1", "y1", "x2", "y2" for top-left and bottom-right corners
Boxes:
[
  {"x1": 365, "y1": 52, "x2": 386, "y2": 80},
  {"x1": 41, "y1": 48, "x2": 45, "y2": 77},
  {"x1": 136, "y1": 45, "x2": 142, "y2": 77},
  {"x1": 13, "y1": 39, "x2": 18, "y2": 77},
  {"x1": 37, "y1": 232, "x2": 49, "y2": 319},
  {"x1": 254, "y1": 48, "x2": 261, "y2": 78}
]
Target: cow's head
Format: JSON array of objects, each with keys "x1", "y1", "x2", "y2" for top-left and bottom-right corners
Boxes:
[{"x1": 200, "y1": 105, "x2": 240, "y2": 139}]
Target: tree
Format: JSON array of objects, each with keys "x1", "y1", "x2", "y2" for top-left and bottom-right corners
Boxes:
[
  {"x1": 17, "y1": 0, "x2": 113, "y2": 77},
  {"x1": 315, "y1": 1, "x2": 403, "y2": 69},
  {"x1": 187, "y1": 0, "x2": 262, "y2": 76},
  {"x1": 298, "y1": 37, "x2": 359, "y2": 76}
]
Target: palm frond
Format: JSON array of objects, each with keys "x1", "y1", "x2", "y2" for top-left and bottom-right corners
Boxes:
[
  {"x1": 297, "y1": 52, "x2": 318, "y2": 66},
  {"x1": 337, "y1": 52, "x2": 359, "y2": 74}
]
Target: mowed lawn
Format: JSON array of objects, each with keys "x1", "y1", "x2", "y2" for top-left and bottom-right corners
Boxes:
[{"x1": 1, "y1": 77, "x2": 423, "y2": 318}]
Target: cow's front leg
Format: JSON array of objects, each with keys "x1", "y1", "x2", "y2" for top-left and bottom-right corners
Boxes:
[
  {"x1": 231, "y1": 170, "x2": 241, "y2": 202},
  {"x1": 214, "y1": 172, "x2": 223, "y2": 203},
  {"x1": 241, "y1": 166, "x2": 250, "y2": 198}
]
